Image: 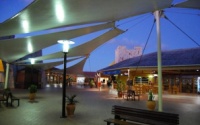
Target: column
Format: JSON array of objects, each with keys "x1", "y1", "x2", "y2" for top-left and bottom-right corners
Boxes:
[
  {"x1": 4, "y1": 63, "x2": 10, "y2": 89},
  {"x1": 154, "y1": 10, "x2": 163, "y2": 112}
]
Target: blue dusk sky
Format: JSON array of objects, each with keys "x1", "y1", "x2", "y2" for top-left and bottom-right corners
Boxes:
[{"x1": 0, "y1": 0, "x2": 200, "y2": 72}]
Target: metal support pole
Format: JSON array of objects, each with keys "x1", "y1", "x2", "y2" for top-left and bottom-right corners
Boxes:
[
  {"x1": 61, "y1": 52, "x2": 67, "y2": 118},
  {"x1": 4, "y1": 63, "x2": 9, "y2": 89},
  {"x1": 154, "y1": 10, "x2": 163, "y2": 112}
]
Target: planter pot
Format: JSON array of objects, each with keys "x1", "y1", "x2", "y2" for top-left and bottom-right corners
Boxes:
[
  {"x1": 29, "y1": 93, "x2": 36, "y2": 101},
  {"x1": 118, "y1": 91, "x2": 123, "y2": 98},
  {"x1": 66, "y1": 104, "x2": 76, "y2": 116},
  {"x1": 146, "y1": 101, "x2": 156, "y2": 110}
]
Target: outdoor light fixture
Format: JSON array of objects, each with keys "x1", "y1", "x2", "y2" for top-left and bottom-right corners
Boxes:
[
  {"x1": 58, "y1": 40, "x2": 74, "y2": 118},
  {"x1": 148, "y1": 75, "x2": 153, "y2": 78},
  {"x1": 29, "y1": 58, "x2": 35, "y2": 64},
  {"x1": 58, "y1": 40, "x2": 74, "y2": 53},
  {"x1": 153, "y1": 74, "x2": 158, "y2": 77}
]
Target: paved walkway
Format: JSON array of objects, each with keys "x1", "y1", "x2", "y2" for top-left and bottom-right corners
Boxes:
[{"x1": 0, "y1": 85, "x2": 200, "y2": 125}]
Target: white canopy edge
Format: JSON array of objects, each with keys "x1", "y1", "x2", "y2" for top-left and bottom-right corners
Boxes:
[
  {"x1": 16, "y1": 56, "x2": 84, "y2": 70},
  {"x1": 52, "y1": 57, "x2": 88, "y2": 75},
  {"x1": 0, "y1": 22, "x2": 114, "y2": 63},
  {"x1": 0, "y1": 0, "x2": 172, "y2": 37},
  {"x1": 174, "y1": 0, "x2": 200, "y2": 9},
  {"x1": 16, "y1": 28, "x2": 124, "y2": 63}
]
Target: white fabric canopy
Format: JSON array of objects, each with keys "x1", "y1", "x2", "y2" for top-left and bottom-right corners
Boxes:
[
  {"x1": 0, "y1": 0, "x2": 171, "y2": 37},
  {"x1": 17, "y1": 56, "x2": 84, "y2": 70},
  {"x1": 15, "y1": 28, "x2": 124, "y2": 63},
  {"x1": 52, "y1": 57, "x2": 88, "y2": 75},
  {"x1": 174, "y1": 0, "x2": 200, "y2": 9},
  {"x1": 2, "y1": 0, "x2": 199, "y2": 71},
  {"x1": 0, "y1": 23, "x2": 114, "y2": 63}
]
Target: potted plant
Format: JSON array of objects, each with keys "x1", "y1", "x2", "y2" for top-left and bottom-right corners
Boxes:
[
  {"x1": 116, "y1": 80, "x2": 126, "y2": 98},
  {"x1": 89, "y1": 79, "x2": 95, "y2": 88},
  {"x1": 146, "y1": 90, "x2": 156, "y2": 110},
  {"x1": 66, "y1": 94, "x2": 78, "y2": 116},
  {"x1": 28, "y1": 84, "x2": 37, "y2": 101}
]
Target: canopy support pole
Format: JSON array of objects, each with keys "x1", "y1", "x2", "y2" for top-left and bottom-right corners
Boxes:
[
  {"x1": 4, "y1": 63, "x2": 10, "y2": 89},
  {"x1": 154, "y1": 10, "x2": 163, "y2": 112}
]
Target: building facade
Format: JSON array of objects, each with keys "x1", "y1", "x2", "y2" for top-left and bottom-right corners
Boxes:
[
  {"x1": 99, "y1": 47, "x2": 200, "y2": 94},
  {"x1": 115, "y1": 46, "x2": 142, "y2": 63}
]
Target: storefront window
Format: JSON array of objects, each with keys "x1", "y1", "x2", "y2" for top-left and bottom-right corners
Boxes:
[
  {"x1": 175, "y1": 77, "x2": 180, "y2": 86},
  {"x1": 163, "y1": 77, "x2": 169, "y2": 90},
  {"x1": 182, "y1": 78, "x2": 192, "y2": 93},
  {"x1": 134, "y1": 77, "x2": 148, "y2": 84}
]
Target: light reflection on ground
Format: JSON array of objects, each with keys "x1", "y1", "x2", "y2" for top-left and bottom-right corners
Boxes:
[{"x1": 45, "y1": 83, "x2": 200, "y2": 104}]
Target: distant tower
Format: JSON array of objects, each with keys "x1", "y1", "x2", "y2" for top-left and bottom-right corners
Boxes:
[{"x1": 115, "y1": 46, "x2": 142, "y2": 64}]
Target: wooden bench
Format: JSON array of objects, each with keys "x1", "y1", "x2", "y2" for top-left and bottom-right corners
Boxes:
[
  {"x1": 104, "y1": 118, "x2": 138, "y2": 125},
  {"x1": 0, "y1": 90, "x2": 20, "y2": 107},
  {"x1": 104, "y1": 105, "x2": 179, "y2": 125},
  {"x1": 9, "y1": 93, "x2": 20, "y2": 107},
  {"x1": 123, "y1": 90, "x2": 140, "y2": 101},
  {"x1": 0, "y1": 91, "x2": 9, "y2": 107}
]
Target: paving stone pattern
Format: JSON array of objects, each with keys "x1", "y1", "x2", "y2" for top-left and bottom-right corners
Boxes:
[{"x1": 0, "y1": 86, "x2": 200, "y2": 125}]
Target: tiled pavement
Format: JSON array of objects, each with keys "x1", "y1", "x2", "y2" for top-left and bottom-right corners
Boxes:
[{"x1": 0, "y1": 85, "x2": 200, "y2": 125}]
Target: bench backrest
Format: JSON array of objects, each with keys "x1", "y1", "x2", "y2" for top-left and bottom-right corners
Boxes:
[
  {"x1": 112, "y1": 105, "x2": 179, "y2": 125},
  {"x1": 3, "y1": 91, "x2": 10, "y2": 100}
]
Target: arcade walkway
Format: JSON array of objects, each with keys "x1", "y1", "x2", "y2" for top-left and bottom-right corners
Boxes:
[{"x1": 0, "y1": 85, "x2": 200, "y2": 125}]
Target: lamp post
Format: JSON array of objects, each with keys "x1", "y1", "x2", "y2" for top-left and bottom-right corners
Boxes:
[{"x1": 58, "y1": 40, "x2": 74, "y2": 118}]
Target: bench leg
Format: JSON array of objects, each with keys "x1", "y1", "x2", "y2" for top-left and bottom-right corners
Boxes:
[
  {"x1": 6, "y1": 101, "x2": 8, "y2": 107},
  {"x1": 127, "y1": 95, "x2": 130, "y2": 101},
  {"x1": 127, "y1": 94, "x2": 133, "y2": 101},
  {"x1": 11, "y1": 99, "x2": 20, "y2": 107}
]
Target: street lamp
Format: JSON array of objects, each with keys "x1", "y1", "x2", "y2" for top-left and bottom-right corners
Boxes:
[{"x1": 58, "y1": 40, "x2": 74, "y2": 118}]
